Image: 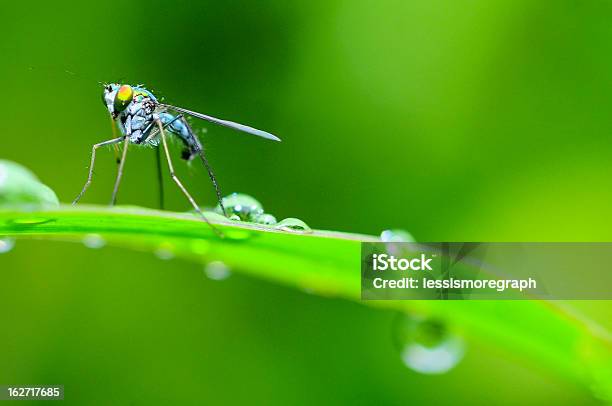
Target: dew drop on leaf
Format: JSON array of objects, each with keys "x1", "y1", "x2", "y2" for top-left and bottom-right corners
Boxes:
[
  {"x1": 275, "y1": 218, "x2": 312, "y2": 233},
  {"x1": 82, "y1": 234, "x2": 106, "y2": 249},
  {"x1": 155, "y1": 242, "x2": 175, "y2": 260},
  {"x1": 204, "y1": 260, "x2": 231, "y2": 281},
  {"x1": 380, "y1": 229, "x2": 415, "y2": 243},
  {"x1": 0, "y1": 160, "x2": 59, "y2": 209},
  {"x1": 395, "y1": 315, "x2": 464, "y2": 375},
  {"x1": 0, "y1": 237, "x2": 15, "y2": 254},
  {"x1": 215, "y1": 193, "x2": 264, "y2": 221},
  {"x1": 253, "y1": 213, "x2": 277, "y2": 226}
]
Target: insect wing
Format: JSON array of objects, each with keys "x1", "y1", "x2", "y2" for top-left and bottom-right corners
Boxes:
[{"x1": 160, "y1": 104, "x2": 281, "y2": 142}]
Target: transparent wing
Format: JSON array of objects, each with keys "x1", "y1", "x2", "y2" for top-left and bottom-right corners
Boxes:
[{"x1": 160, "y1": 103, "x2": 281, "y2": 142}]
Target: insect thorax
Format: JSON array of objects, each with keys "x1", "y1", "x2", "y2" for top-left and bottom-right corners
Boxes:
[{"x1": 118, "y1": 91, "x2": 157, "y2": 145}]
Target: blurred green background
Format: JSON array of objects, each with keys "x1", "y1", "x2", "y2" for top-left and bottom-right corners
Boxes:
[{"x1": 1, "y1": 0, "x2": 611, "y2": 404}]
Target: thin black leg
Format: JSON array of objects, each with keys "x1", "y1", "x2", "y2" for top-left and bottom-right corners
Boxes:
[
  {"x1": 156, "y1": 119, "x2": 222, "y2": 237},
  {"x1": 110, "y1": 136, "x2": 130, "y2": 206},
  {"x1": 177, "y1": 116, "x2": 227, "y2": 216},
  {"x1": 73, "y1": 136, "x2": 124, "y2": 204}
]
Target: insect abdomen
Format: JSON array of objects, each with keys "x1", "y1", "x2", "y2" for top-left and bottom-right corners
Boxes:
[{"x1": 159, "y1": 113, "x2": 201, "y2": 160}]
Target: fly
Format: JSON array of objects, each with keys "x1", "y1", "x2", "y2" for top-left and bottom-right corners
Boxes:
[{"x1": 72, "y1": 83, "x2": 280, "y2": 233}]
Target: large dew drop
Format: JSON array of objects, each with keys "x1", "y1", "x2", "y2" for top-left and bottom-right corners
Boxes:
[
  {"x1": 395, "y1": 316, "x2": 464, "y2": 375},
  {"x1": 215, "y1": 193, "x2": 264, "y2": 222},
  {"x1": 214, "y1": 192, "x2": 307, "y2": 229},
  {"x1": 214, "y1": 192, "x2": 282, "y2": 226},
  {"x1": 0, "y1": 160, "x2": 59, "y2": 209},
  {"x1": 0, "y1": 237, "x2": 15, "y2": 254}
]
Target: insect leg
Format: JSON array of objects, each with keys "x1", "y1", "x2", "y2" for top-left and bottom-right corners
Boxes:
[
  {"x1": 155, "y1": 145, "x2": 165, "y2": 210},
  {"x1": 156, "y1": 119, "x2": 222, "y2": 236},
  {"x1": 108, "y1": 114, "x2": 121, "y2": 164},
  {"x1": 73, "y1": 136, "x2": 124, "y2": 205},
  {"x1": 196, "y1": 144, "x2": 226, "y2": 217},
  {"x1": 176, "y1": 115, "x2": 227, "y2": 216},
  {"x1": 109, "y1": 136, "x2": 130, "y2": 206}
]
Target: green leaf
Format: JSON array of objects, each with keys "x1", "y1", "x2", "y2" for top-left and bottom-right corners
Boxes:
[{"x1": 0, "y1": 205, "x2": 610, "y2": 401}]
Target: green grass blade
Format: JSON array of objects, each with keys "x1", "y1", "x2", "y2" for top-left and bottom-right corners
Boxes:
[{"x1": 0, "y1": 205, "x2": 610, "y2": 400}]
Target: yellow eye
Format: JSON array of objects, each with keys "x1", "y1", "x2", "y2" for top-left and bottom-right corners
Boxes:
[
  {"x1": 117, "y1": 85, "x2": 132, "y2": 101},
  {"x1": 114, "y1": 85, "x2": 133, "y2": 111}
]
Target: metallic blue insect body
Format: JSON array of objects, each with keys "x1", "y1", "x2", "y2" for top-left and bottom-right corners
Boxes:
[
  {"x1": 102, "y1": 84, "x2": 199, "y2": 160},
  {"x1": 101, "y1": 83, "x2": 279, "y2": 160}
]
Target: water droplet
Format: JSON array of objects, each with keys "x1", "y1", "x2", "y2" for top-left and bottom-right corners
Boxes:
[
  {"x1": 0, "y1": 237, "x2": 15, "y2": 253},
  {"x1": 275, "y1": 218, "x2": 312, "y2": 233},
  {"x1": 229, "y1": 214, "x2": 241, "y2": 221},
  {"x1": 254, "y1": 213, "x2": 277, "y2": 226},
  {"x1": 381, "y1": 229, "x2": 415, "y2": 243},
  {"x1": 0, "y1": 160, "x2": 59, "y2": 209},
  {"x1": 396, "y1": 316, "x2": 464, "y2": 375},
  {"x1": 155, "y1": 242, "x2": 175, "y2": 260},
  {"x1": 82, "y1": 234, "x2": 106, "y2": 249},
  {"x1": 215, "y1": 193, "x2": 264, "y2": 221},
  {"x1": 204, "y1": 261, "x2": 231, "y2": 281}
]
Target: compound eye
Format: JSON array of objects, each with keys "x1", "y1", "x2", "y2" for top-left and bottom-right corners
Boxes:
[{"x1": 113, "y1": 84, "x2": 133, "y2": 112}]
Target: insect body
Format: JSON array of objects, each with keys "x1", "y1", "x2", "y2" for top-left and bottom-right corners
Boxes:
[
  {"x1": 73, "y1": 83, "x2": 280, "y2": 231},
  {"x1": 106, "y1": 85, "x2": 200, "y2": 158}
]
